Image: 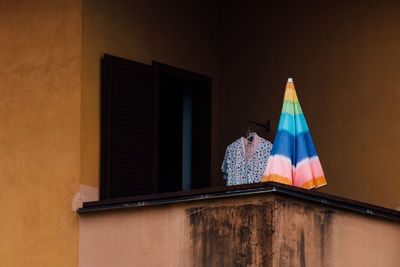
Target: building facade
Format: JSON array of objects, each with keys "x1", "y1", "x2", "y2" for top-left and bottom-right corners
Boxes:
[{"x1": 1, "y1": 0, "x2": 400, "y2": 266}]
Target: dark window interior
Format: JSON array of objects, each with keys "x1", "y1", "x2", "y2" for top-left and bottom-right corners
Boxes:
[
  {"x1": 158, "y1": 72, "x2": 183, "y2": 193},
  {"x1": 100, "y1": 55, "x2": 211, "y2": 199}
]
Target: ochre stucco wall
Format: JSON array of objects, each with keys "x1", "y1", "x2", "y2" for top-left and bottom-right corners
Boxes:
[
  {"x1": 81, "y1": 0, "x2": 221, "y2": 193},
  {"x1": 218, "y1": 0, "x2": 400, "y2": 209},
  {"x1": 0, "y1": 0, "x2": 81, "y2": 266},
  {"x1": 79, "y1": 193, "x2": 400, "y2": 267},
  {"x1": 79, "y1": 204, "x2": 190, "y2": 267}
]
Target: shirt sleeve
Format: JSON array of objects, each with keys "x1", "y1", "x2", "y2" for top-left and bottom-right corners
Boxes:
[{"x1": 221, "y1": 146, "x2": 231, "y2": 180}]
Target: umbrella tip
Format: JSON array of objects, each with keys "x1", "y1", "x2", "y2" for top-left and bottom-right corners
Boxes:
[{"x1": 288, "y1": 78, "x2": 293, "y2": 82}]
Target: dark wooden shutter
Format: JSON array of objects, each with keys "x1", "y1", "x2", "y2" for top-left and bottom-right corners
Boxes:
[{"x1": 100, "y1": 54, "x2": 156, "y2": 199}]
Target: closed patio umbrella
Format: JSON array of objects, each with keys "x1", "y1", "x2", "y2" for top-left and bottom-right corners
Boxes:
[{"x1": 262, "y1": 78, "x2": 327, "y2": 189}]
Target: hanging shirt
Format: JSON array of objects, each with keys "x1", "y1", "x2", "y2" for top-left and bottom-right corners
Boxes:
[{"x1": 221, "y1": 134, "x2": 273, "y2": 186}]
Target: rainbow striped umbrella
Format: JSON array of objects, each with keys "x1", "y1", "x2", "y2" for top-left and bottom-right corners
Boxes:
[{"x1": 262, "y1": 78, "x2": 327, "y2": 189}]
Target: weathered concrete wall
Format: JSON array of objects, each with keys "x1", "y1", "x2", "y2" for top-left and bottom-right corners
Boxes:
[
  {"x1": 272, "y1": 196, "x2": 400, "y2": 267},
  {"x1": 272, "y1": 197, "x2": 337, "y2": 267},
  {"x1": 187, "y1": 203, "x2": 273, "y2": 266},
  {"x1": 79, "y1": 195, "x2": 274, "y2": 267},
  {"x1": 0, "y1": 0, "x2": 81, "y2": 266},
  {"x1": 79, "y1": 194, "x2": 400, "y2": 267}
]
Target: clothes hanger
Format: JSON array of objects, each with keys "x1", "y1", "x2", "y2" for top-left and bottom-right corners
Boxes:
[
  {"x1": 245, "y1": 119, "x2": 272, "y2": 142},
  {"x1": 246, "y1": 122, "x2": 257, "y2": 143}
]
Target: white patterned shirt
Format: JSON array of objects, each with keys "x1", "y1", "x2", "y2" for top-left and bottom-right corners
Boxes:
[{"x1": 222, "y1": 134, "x2": 273, "y2": 186}]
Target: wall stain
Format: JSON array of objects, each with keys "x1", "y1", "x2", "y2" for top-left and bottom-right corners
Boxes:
[
  {"x1": 274, "y1": 197, "x2": 336, "y2": 267},
  {"x1": 279, "y1": 242, "x2": 295, "y2": 267},
  {"x1": 299, "y1": 230, "x2": 306, "y2": 267},
  {"x1": 186, "y1": 202, "x2": 273, "y2": 267},
  {"x1": 319, "y1": 209, "x2": 334, "y2": 265},
  {"x1": 187, "y1": 197, "x2": 336, "y2": 267}
]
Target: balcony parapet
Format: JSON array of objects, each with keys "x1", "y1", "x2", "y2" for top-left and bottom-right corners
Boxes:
[{"x1": 78, "y1": 182, "x2": 400, "y2": 267}]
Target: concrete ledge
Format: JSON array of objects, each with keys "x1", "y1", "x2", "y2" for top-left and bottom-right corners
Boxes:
[{"x1": 78, "y1": 182, "x2": 400, "y2": 222}]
